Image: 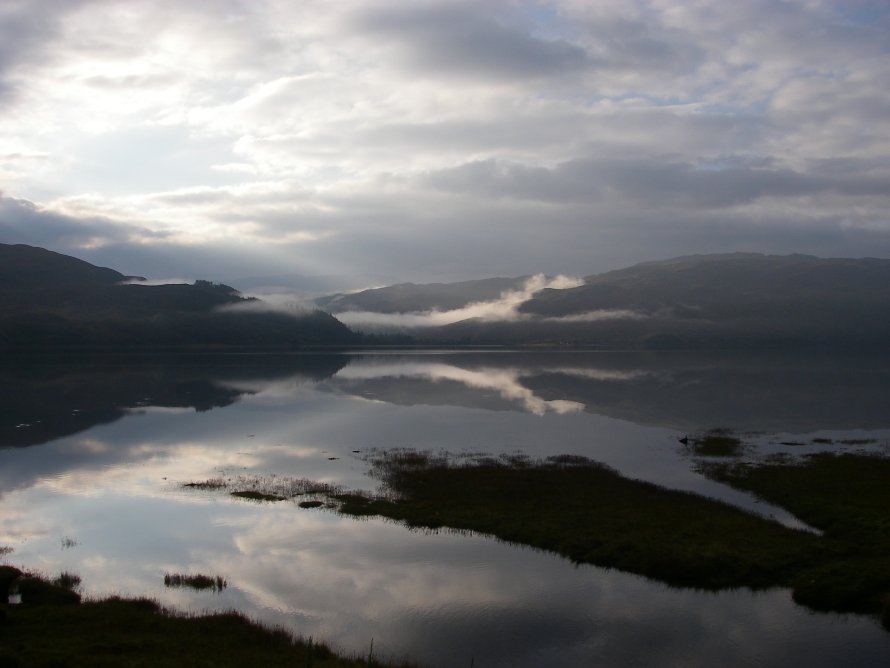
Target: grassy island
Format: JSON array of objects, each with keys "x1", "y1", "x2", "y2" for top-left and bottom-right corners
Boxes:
[
  {"x1": 324, "y1": 451, "x2": 890, "y2": 627},
  {"x1": 183, "y1": 449, "x2": 890, "y2": 632}
]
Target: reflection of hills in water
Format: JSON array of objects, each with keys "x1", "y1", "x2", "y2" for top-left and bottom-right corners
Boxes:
[
  {"x1": 328, "y1": 352, "x2": 890, "y2": 432},
  {"x1": 5, "y1": 351, "x2": 890, "y2": 448},
  {"x1": 0, "y1": 354, "x2": 349, "y2": 448}
]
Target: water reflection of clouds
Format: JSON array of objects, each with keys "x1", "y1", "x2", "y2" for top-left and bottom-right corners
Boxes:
[
  {"x1": 334, "y1": 362, "x2": 585, "y2": 415},
  {"x1": 4, "y1": 353, "x2": 890, "y2": 666},
  {"x1": 3, "y1": 447, "x2": 890, "y2": 667}
]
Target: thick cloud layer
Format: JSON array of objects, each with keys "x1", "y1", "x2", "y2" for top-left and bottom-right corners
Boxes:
[{"x1": 0, "y1": 1, "x2": 888, "y2": 283}]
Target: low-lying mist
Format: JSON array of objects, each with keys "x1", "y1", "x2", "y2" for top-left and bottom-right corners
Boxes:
[{"x1": 331, "y1": 274, "x2": 622, "y2": 330}]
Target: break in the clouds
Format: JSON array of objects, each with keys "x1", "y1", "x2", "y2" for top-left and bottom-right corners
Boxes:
[{"x1": 1, "y1": 0, "x2": 889, "y2": 284}]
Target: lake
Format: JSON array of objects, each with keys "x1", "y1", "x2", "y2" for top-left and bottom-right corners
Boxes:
[{"x1": 2, "y1": 349, "x2": 890, "y2": 666}]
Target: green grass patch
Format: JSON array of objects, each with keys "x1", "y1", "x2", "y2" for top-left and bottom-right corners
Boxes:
[{"x1": 0, "y1": 566, "x2": 414, "y2": 667}]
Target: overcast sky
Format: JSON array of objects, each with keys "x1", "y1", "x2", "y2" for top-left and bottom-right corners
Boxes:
[{"x1": 1, "y1": 0, "x2": 888, "y2": 286}]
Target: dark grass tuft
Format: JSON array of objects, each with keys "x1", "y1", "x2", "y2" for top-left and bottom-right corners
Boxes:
[
  {"x1": 686, "y1": 428, "x2": 744, "y2": 457},
  {"x1": 54, "y1": 571, "x2": 82, "y2": 591},
  {"x1": 231, "y1": 490, "x2": 286, "y2": 502},
  {"x1": 164, "y1": 573, "x2": 227, "y2": 592}
]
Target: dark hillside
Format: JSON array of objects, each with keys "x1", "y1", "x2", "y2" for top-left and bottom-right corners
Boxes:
[
  {"x1": 316, "y1": 276, "x2": 526, "y2": 313},
  {"x1": 0, "y1": 243, "x2": 358, "y2": 348}
]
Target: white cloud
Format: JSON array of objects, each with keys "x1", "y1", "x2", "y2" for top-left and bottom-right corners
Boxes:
[
  {"x1": 335, "y1": 274, "x2": 585, "y2": 328},
  {"x1": 0, "y1": 1, "x2": 887, "y2": 281}
]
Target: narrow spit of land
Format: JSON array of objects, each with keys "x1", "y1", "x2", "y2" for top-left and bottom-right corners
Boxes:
[
  {"x1": 0, "y1": 566, "x2": 413, "y2": 668},
  {"x1": 193, "y1": 449, "x2": 890, "y2": 630}
]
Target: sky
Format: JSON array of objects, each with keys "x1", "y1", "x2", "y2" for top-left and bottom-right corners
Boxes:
[{"x1": 1, "y1": 0, "x2": 889, "y2": 287}]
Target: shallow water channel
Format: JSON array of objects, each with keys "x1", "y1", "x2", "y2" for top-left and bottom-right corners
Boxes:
[{"x1": 2, "y1": 350, "x2": 890, "y2": 666}]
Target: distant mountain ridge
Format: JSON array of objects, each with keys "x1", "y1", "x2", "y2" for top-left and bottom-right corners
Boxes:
[
  {"x1": 316, "y1": 253, "x2": 890, "y2": 349},
  {"x1": 7, "y1": 245, "x2": 890, "y2": 349},
  {"x1": 0, "y1": 243, "x2": 357, "y2": 348},
  {"x1": 521, "y1": 253, "x2": 890, "y2": 317},
  {"x1": 316, "y1": 276, "x2": 528, "y2": 313}
]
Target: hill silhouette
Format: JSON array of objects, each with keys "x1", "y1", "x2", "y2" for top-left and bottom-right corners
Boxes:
[
  {"x1": 0, "y1": 244, "x2": 358, "y2": 348},
  {"x1": 318, "y1": 253, "x2": 890, "y2": 349},
  {"x1": 315, "y1": 276, "x2": 526, "y2": 313}
]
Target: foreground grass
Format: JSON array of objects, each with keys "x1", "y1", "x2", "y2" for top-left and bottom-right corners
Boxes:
[{"x1": 0, "y1": 566, "x2": 411, "y2": 668}]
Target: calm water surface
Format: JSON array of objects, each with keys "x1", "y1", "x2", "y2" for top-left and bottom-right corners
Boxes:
[{"x1": 2, "y1": 350, "x2": 890, "y2": 667}]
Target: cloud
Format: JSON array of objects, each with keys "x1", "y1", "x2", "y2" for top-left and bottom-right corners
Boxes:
[
  {"x1": 347, "y1": 2, "x2": 590, "y2": 82},
  {"x1": 335, "y1": 274, "x2": 585, "y2": 329},
  {"x1": 0, "y1": 1, "x2": 888, "y2": 283},
  {"x1": 0, "y1": 192, "x2": 138, "y2": 249},
  {"x1": 334, "y1": 361, "x2": 584, "y2": 416},
  {"x1": 423, "y1": 155, "x2": 890, "y2": 209}
]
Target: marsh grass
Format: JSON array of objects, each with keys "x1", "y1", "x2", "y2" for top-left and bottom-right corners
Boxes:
[
  {"x1": 183, "y1": 474, "x2": 341, "y2": 502},
  {"x1": 231, "y1": 490, "x2": 286, "y2": 502},
  {"x1": 0, "y1": 545, "x2": 12, "y2": 556},
  {"x1": 337, "y1": 451, "x2": 818, "y2": 591},
  {"x1": 183, "y1": 449, "x2": 890, "y2": 630},
  {"x1": 164, "y1": 572, "x2": 227, "y2": 592},
  {"x1": 686, "y1": 428, "x2": 744, "y2": 457},
  {"x1": 702, "y1": 452, "x2": 890, "y2": 616},
  {"x1": 346, "y1": 450, "x2": 890, "y2": 626},
  {"x1": 0, "y1": 566, "x2": 414, "y2": 667}
]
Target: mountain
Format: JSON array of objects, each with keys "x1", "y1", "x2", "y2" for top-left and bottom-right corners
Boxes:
[
  {"x1": 521, "y1": 253, "x2": 890, "y2": 318},
  {"x1": 321, "y1": 253, "x2": 890, "y2": 349},
  {"x1": 316, "y1": 276, "x2": 527, "y2": 313},
  {"x1": 0, "y1": 243, "x2": 133, "y2": 288},
  {"x1": 0, "y1": 244, "x2": 358, "y2": 348}
]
